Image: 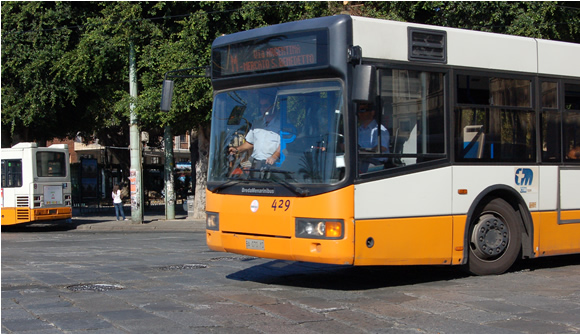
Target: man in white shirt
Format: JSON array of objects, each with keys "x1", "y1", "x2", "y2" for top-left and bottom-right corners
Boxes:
[{"x1": 229, "y1": 97, "x2": 281, "y2": 166}]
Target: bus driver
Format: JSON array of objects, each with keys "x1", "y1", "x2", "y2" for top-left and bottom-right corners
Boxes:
[{"x1": 357, "y1": 102, "x2": 390, "y2": 172}]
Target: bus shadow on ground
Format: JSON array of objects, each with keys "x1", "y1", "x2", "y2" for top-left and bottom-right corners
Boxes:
[
  {"x1": 513, "y1": 253, "x2": 580, "y2": 272},
  {"x1": 227, "y1": 254, "x2": 580, "y2": 290},
  {"x1": 1, "y1": 219, "x2": 81, "y2": 233},
  {"x1": 227, "y1": 260, "x2": 470, "y2": 290}
]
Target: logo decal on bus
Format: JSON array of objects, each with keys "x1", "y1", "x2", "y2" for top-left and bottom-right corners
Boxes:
[
  {"x1": 250, "y1": 200, "x2": 259, "y2": 213},
  {"x1": 515, "y1": 168, "x2": 537, "y2": 194},
  {"x1": 515, "y1": 168, "x2": 533, "y2": 186}
]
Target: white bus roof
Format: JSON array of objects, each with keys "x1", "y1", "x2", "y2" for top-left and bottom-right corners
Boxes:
[
  {"x1": 11, "y1": 142, "x2": 38, "y2": 149},
  {"x1": 4, "y1": 142, "x2": 68, "y2": 150},
  {"x1": 351, "y1": 16, "x2": 580, "y2": 77}
]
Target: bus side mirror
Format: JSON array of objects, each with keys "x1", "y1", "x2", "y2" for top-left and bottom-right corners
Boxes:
[
  {"x1": 160, "y1": 80, "x2": 175, "y2": 112},
  {"x1": 352, "y1": 65, "x2": 376, "y2": 103}
]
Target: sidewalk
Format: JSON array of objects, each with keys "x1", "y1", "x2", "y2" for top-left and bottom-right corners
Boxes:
[{"x1": 72, "y1": 206, "x2": 206, "y2": 232}]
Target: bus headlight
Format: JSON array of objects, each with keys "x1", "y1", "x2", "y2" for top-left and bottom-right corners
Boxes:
[
  {"x1": 295, "y1": 218, "x2": 343, "y2": 239},
  {"x1": 206, "y1": 212, "x2": 219, "y2": 231}
]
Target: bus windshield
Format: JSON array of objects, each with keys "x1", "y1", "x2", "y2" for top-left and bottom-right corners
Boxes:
[{"x1": 208, "y1": 81, "x2": 345, "y2": 189}]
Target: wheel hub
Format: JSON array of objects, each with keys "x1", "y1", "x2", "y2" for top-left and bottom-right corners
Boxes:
[{"x1": 471, "y1": 213, "x2": 509, "y2": 259}]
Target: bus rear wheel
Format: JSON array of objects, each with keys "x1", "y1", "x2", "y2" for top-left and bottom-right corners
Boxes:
[{"x1": 468, "y1": 198, "x2": 522, "y2": 276}]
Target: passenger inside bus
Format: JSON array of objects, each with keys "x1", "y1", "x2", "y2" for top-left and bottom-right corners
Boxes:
[
  {"x1": 568, "y1": 146, "x2": 580, "y2": 160},
  {"x1": 357, "y1": 102, "x2": 390, "y2": 173}
]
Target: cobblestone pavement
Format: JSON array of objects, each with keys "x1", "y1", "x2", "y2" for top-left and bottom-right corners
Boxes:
[{"x1": 2, "y1": 218, "x2": 580, "y2": 333}]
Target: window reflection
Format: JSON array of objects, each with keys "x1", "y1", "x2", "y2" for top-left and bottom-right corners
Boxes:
[
  {"x1": 208, "y1": 81, "x2": 346, "y2": 184},
  {"x1": 455, "y1": 75, "x2": 535, "y2": 162}
]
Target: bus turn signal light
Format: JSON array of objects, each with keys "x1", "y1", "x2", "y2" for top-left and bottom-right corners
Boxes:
[{"x1": 325, "y1": 221, "x2": 342, "y2": 238}]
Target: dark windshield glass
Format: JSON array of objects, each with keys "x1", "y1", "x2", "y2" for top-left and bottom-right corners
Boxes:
[
  {"x1": 208, "y1": 81, "x2": 345, "y2": 186},
  {"x1": 36, "y1": 152, "x2": 66, "y2": 177}
]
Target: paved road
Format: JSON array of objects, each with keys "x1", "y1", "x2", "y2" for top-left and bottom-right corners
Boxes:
[{"x1": 2, "y1": 218, "x2": 580, "y2": 333}]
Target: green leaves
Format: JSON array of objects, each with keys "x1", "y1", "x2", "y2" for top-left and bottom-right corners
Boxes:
[{"x1": 3, "y1": 1, "x2": 577, "y2": 147}]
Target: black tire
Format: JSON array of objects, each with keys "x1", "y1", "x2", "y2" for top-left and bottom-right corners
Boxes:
[{"x1": 468, "y1": 198, "x2": 522, "y2": 276}]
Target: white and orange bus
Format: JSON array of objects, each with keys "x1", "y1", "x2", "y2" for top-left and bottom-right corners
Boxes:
[
  {"x1": 205, "y1": 15, "x2": 580, "y2": 275},
  {"x1": 1, "y1": 142, "x2": 72, "y2": 226}
]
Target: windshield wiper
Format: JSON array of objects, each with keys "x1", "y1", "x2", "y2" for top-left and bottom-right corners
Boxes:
[
  {"x1": 245, "y1": 168, "x2": 310, "y2": 197},
  {"x1": 214, "y1": 169, "x2": 309, "y2": 197},
  {"x1": 270, "y1": 174, "x2": 310, "y2": 197},
  {"x1": 212, "y1": 178, "x2": 247, "y2": 193}
]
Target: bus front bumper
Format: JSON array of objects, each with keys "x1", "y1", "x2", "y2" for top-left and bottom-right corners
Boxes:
[{"x1": 206, "y1": 229, "x2": 354, "y2": 265}]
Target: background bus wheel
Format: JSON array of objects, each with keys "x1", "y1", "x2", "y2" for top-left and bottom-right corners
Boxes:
[{"x1": 468, "y1": 198, "x2": 521, "y2": 276}]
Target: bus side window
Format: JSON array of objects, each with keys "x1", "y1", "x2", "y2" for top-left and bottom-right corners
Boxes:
[
  {"x1": 564, "y1": 83, "x2": 580, "y2": 162},
  {"x1": 540, "y1": 81, "x2": 560, "y2": 162},
  {"x1": 375, "y1": 68, "x2": 446, "y2": 171},
  {"x1": 456, "y1": 74, "x2": 535, "y2": 162},
  {"x1": 1, "y1": 159, "x2": 23, "y2": 188}
]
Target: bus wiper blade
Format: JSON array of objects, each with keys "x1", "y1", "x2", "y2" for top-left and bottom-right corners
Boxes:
[
  {"x1": 213, "y1": 178, "x2": 246, "y2": 193},
  {"x1": 270, "y1": 175, "x2": 310, "y2": 197},
  {"x1": 244, "y1": 168, "x2": 309, "y2": 197}
]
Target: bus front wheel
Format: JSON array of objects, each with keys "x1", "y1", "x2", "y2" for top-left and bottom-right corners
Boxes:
[{"x1": 468, "y1": 198, "x2": 522, "y2": 276}]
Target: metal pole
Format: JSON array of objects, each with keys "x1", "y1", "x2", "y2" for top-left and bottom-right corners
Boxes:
[
  {"x1": 164, "y1": 126, "x2": 175, "y2": 219},
  {"x1": 160, "y1": 67, "x2": 209, "y2": 220},
  {"x1": 129, "y1": 40, "x2": 143, "y2": 223}
]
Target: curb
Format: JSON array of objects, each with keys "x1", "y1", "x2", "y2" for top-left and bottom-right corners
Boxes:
[{"x1": 72, "y1": 216, "x2": 206, "y2": 232}]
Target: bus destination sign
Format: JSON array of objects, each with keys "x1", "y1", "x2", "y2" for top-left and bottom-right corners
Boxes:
[{"x1": 213, "y1": 30, "x2": 328, "y2": 78}]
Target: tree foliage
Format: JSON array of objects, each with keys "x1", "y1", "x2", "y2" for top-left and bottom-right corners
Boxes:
[
  {"x1": 1, "y1": 2, "x2": 98, "y2": 145},
  {"x1": 3, "y1": 1, "x2": 578, "y2": 148}
]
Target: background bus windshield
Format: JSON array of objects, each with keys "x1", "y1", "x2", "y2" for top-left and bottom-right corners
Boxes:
[{"x1": 208, "y1": 81, "x2": 345, "y2": 188}]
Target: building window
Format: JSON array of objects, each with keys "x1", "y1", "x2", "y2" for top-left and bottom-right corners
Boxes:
[{"x1": 180, "y1": 135, "x2": 189, "y2": 149}]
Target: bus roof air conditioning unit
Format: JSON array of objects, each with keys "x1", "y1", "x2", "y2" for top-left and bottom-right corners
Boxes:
[{"x1": 408, "y1": 27, "x2": 447, "y2": 64}]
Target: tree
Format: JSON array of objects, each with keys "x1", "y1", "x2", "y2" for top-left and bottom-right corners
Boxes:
[{"x1": 1, "y1": 2, "x2": 100, "y2": 146}]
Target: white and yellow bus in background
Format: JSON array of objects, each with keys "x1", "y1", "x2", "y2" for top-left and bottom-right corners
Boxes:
[
  {"x1": 205, "y1": 15, "x2": 580, "y2": 275},
  {"x1": 1, "y1": 142, "x2": 72, "y2": 226}
]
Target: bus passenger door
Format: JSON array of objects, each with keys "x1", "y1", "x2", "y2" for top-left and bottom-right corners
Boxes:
[{"x1": 538, "y1": 167, "x2": 580, "y2": 256}]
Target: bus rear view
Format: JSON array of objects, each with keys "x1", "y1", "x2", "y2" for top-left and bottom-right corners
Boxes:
[{"x1": 1, "y1": 142, "x2": 72, "y2": 226}]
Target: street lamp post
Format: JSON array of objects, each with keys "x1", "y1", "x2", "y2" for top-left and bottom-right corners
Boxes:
[{"x1": 160, "y1": 67, "x2": 209, "y2": 220}]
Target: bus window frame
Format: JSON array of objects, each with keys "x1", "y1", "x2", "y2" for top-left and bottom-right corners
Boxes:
[
  {"x1": 539, "y1": 78, "x2": 561, "y2": 163},
  {"x1": 207, "y1": 79, "x2": 352, "y2": 197},
  {"x1": 563, "y1": 80, "x2": 580, "y2": 163},
  {"x1": 355, "y1": 61, "x2": 450, "y2": 180},
  {"x1": 453, "y1": 69, "x2": 537, "y2": 164},
  {"x1": 1, "y1": 159, "x2": 23, "y2": 188},
  {"x1": 36, "y1": 151, "x2": 67, "y2": 178}
]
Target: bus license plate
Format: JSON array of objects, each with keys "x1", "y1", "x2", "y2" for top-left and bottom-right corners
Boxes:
[{"x1": 246, "y1": 239, "x2": 264, "y2": 250}]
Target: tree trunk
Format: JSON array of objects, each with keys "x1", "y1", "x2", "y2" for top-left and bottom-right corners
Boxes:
[{"x1": 192, "y1": 123, "x2": 210, "y2": 219}]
